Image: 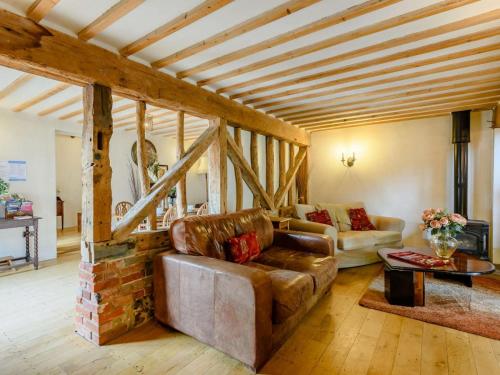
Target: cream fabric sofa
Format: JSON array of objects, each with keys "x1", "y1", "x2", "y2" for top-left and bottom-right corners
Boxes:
[{"x1": 289, "y1": 202, "x2": 405, "y2": 268}]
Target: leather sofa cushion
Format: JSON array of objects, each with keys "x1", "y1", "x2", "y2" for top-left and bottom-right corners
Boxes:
[
  {"x1": 371, "y1": 230, "x2": 402, "y2": 245},
  {"x1": 246, "y1": 262, "x2": 314, "y2": 324},
  {"x1": 170, "y1": 208, "x2": 274, "y2": 260},
  {"x1": 253, "y1": 247, "x2": 338, "y2": 292}
]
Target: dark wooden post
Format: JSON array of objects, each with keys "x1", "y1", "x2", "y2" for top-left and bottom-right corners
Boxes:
[{"x1": 81, "y1": 84, "x2": 113, "y2": 262}]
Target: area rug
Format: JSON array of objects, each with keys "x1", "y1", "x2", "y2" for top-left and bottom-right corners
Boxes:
[{"x1": 359, "y1": 271, "x2": 500, "y2": 340}]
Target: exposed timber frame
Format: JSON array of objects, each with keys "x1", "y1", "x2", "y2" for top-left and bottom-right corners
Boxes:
[{"x1": 0, "y1": 9, "x2": 308, "y2": 145}]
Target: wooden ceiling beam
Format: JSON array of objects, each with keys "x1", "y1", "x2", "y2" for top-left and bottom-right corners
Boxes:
[
  {"x1": 26, "y1": 0, "x2": 59, "y2": 22},
  {"x1": 269, "y1": 73, "x2": 500, "y2": 116},
  {"x1": 287, "y1": 89, "x2": 500, "y2": 123},
  {"x1": 176, "y1": 0, "x2": 399, "y2": 79},
  {"x1": 302, "y1": 104, "x2": 496, "y2": 132},
  {"x1": 78, "y1": 0, "x2": 144, "y2": 41},
  {"x1": 38, "y1": 93, "x2": 80, "y2": 116},
  {"x1": 282, "y1": 78, "x2": 500, "y2": 121},
  {"x1": 274, "y1": 77, "x2": 500, "y2": 118},
  {"x1": 306, "y1": 103, "x2": 496, "y2": 132},
  {"x1": 201, "y1": 0, "x2": 476, "y2": 87},
  {"x1": 0, "y1": 73, "x2": 33, "y2": 101},
  {"x1": 0, "y1": 9, "x2": 308, "y2": 144},
  {"x1": 222, "y1": 8, "x2": 500, "y2": 96},
  {"x1": 252, "y1": 43, "x2": 500, "y2": 109},
  {"x1": 151, "y1": 0, "x2": 320, "y2": 69},
  {"x1": 120, "y1": 0, "x2": 233, "y2": 57},
  {"x1": 294, "y1": 94, "x2": 500, "y2": 126},
  {"x1": 13, "y1": 82, "x2": 69, "y2": 112}
]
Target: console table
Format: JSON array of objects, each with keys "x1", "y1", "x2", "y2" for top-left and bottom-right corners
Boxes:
[{"x1": 0, "y1": 217, "x2": 40, "y2": 270}]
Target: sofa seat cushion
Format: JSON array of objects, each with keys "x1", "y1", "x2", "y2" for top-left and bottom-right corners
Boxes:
[
  {"x1": 252, "y1": 247, "x2": 337, "y2": 292},
  {"x1": 370, "y1": 230, "x2": 402, "y2": 245},
  {"x1": 337, "y1": 231, "x2": 375, "y2": 250},
  {"x1": 246, "y1": 262, "x2": 314, "y2": 324}
]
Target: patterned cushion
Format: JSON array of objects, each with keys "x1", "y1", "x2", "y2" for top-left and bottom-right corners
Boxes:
[
  {"x1": 227, "y1": 232, "x2": 261, "y2": 264},
  {"x1": 349, "y1": 208, "x2": 376, "y2": 231},
  {"x1": 305, "y1": 209, "x2": 333, "y2": 226}
]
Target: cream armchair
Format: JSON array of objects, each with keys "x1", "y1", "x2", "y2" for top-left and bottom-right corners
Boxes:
[{"x1": 290, "y1": 203, "x2": 405, "y2": 268}]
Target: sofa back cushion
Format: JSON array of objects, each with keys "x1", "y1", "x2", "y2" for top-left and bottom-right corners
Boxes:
[
  {"x1": 170, "y1": 208, "x2": 274, "y2": 259},
  {"x1": 317, "y1": 202, "x2": 365, "y2": 232},
  {"x1": 293, "y1": 204, "x2": 316, "y2": 220}
]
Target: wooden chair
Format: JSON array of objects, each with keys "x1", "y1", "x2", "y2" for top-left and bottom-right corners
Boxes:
[
  {"x1": 115, "y1": 201, "x2": 133, "y2": 221},
  {"x1": 196, "y1": 202, "x2": 208, "y2": 216},
  {"x1": 162, "y1": 206, "x2": 177, "y2": 228}
]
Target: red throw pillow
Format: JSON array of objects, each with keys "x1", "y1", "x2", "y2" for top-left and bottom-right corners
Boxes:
[
  {"x1": 349, "y1": 208, "x2": 376, "y2": 231},
  {"x1": 227, "y1": 232, "x2": 261, "y2": 264},
  {"x1": 306, "y1": 209, "x2": 333, "y2": 226}
]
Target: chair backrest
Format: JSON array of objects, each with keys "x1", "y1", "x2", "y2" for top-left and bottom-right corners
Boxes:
[
  {"x1": 162, "y1": 206, "x2": 177, "y2": 228},
  {"x1": 196, "y1": 202, "x2": 208, "y2": 216},
  {"x1": 115, "y1": 201, "x2": 133, "y2": 217},
  {"x1": 170, "y1": 208, "x2": 274, "y2": 260}
]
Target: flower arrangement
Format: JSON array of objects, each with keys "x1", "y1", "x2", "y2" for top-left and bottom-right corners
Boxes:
[
  {"x1": 0, "y1": 178, "x2": 9, "y2": 196},
  {"x1": 420, "y1": 208, "x2": 467, "y2": 237}
]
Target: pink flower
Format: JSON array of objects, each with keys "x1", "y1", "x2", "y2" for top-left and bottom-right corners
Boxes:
[
  {"x1": 430, "y1": 220, "x2": 441, "y2": 229},
  {"x1": 435, "y1": 208, "x2": 443, "y2": 213},
  {"x1": 450, "y1": 213, "x2": 467, "y2": 226},
  {"x1": 423, "y1": 209, "x2": 433, "y2": 216},
  {"x1": 440, "y1": 217, "x2": 449, "y2": 226}
]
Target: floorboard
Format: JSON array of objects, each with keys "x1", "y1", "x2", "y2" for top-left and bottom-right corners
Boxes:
[{"x1": 0, "y1": 254, "x2": 498, "y2": 374}]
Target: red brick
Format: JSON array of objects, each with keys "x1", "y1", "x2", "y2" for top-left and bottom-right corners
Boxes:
[
  {"x1": 82, "y1": 299, "x2": 98, "y2": 314},
  {"x1": 96, "y1": 307, "x2": 125, "y2": 324},
  {"x1": 84, "y1": 318, "x2": 99, "y2": 333},
  {"x1": 134, "y1": 289, "x2": 145, "y2": 299},
  {"x1": 92, "y1": 277, "x2": 120, "y2": 292},
  {"x1": 121, "y1": 271, "x2": 144, "y2": 285}
]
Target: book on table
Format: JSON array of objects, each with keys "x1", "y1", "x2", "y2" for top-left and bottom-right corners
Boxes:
[{"x1": 387, "y1": 250, "x2": 450, "y2": 268}]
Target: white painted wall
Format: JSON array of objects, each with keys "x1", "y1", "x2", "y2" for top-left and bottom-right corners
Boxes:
[
  {"x1": 0, "y1": 109, "x2": 79, "y2": 262},
  {"x1": 309, "y1": 112, "x2": 496, "y2": 259},
  {"x1": 55, "y1": 135, "x2": 82, "y2": 229}
]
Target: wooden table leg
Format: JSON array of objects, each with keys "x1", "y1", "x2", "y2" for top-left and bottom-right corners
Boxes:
[
  {"x1": 384, "y1": 267, "x2": 425, "y2": 307},
  {"x1": 34, "y1": 221, "x2": 39, "y2": 270}
]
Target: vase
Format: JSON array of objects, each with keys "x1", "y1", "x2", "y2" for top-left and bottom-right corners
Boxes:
[{"x1": 430, "y1": 233, "x2": 459, "y2": 259}]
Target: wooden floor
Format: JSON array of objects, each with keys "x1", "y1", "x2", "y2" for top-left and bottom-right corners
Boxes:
[
  {"x1": 0, "y1": 254, "x2": 498, "y2": 375},
  {"x1": 57, "y1": 228, "x2": 81, "y2": 255}
]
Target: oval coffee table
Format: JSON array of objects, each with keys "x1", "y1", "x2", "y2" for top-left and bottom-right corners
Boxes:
[{"x1": 378, "y1": 247, "x2": 495, "y2": 307}]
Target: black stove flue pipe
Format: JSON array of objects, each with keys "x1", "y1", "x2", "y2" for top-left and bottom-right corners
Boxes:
[{"x1": 452, "y1": 111, "x2": 471, "y2": 219}]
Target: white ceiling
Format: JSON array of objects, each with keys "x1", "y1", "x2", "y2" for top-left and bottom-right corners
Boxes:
[{"x1": 0, "y1": 0, "x2": 499, "y2": 135}]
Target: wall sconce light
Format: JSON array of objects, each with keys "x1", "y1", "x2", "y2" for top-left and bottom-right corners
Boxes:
[{"x1": 341, "y1": 152, "x2": 356, "y2": 167}]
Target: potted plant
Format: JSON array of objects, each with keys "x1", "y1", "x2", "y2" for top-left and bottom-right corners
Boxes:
[{"x1": 420, "y1": 208, "x2": 467, "y2": 259}]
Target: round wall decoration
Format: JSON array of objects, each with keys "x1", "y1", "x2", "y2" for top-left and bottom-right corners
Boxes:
[{"x1": 131, "y1": 140, "x2": 158, "y2": 167}]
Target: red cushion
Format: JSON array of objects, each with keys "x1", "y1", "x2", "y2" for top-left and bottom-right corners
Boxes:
[
  {"x1": 349, "y1": 208, "x2": 375, "y2": 231},
  {"x1": 227, "y1": 232, "x2": 261, "y2": 264},
  {"x1": 306, "y1": 210, "x2": 333, "y2": 226}
]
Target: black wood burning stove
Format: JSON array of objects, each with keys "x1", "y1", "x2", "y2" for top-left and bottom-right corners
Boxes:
[{"x1": 452, "y1": 111, "x2": 490, "y2": 260}]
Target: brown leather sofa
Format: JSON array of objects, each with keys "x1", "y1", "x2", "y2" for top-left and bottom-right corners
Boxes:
[{"x1": 154, "y1": 208, "x2": 338, "y2": 370}]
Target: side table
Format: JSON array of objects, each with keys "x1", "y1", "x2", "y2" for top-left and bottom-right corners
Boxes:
[{"x1": 0, "y1": 217, "x2": 40, "y2": 270}]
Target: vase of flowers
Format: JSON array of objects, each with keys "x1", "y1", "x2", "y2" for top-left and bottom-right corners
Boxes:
[{"x1": 420, "y1": 208, "x2": 467, "y2": 259}]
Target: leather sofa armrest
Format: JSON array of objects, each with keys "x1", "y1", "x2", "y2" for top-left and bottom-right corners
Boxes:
[
  {"x1": 273, "y1": 229, "x2": 335, "y2": 257},
  {"x1": 154, "y1": 252, "x2": 272, "y2": 370},
  {"x1": 369, "y1": 215, "x2": 405, "y2": 232},
  {"x1": 288, "y1": 219, "x2": 338, "y2": 254}
]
